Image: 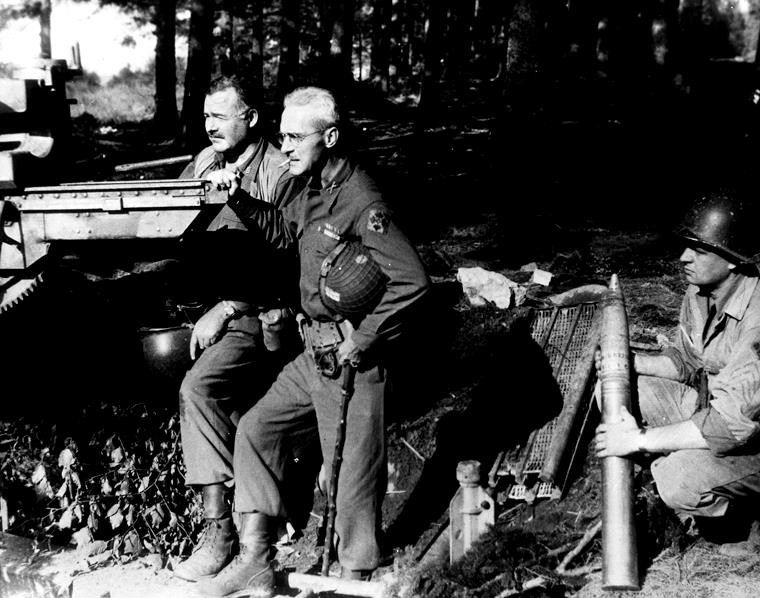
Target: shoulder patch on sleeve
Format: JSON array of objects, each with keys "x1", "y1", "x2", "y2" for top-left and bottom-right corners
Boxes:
[{"x1": 367, "y1": 209, "x2": 390, "y2": 234}]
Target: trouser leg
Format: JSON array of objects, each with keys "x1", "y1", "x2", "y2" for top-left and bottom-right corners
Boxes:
[
  {"x1": 650, "y1": 449, "x2": 760, "y2": 518},
  {"x1": 637, "y1": 375, "x2": 760, "y2": 518},
  {"x1": 637, "y1": 375, "x2": 698, "y2": 428},
  {"x1": 234, "y1": 352, "x2": 319, "y2": 516},
  {"x1": 180, "y1": 331, "x2": 264, "y2": 486},
  {"x1": 315, "y1": 364, "x2": 387, "y2": 572},
  {"x1": 234, "y1": 352, "x2": 387, "y2": 570}
]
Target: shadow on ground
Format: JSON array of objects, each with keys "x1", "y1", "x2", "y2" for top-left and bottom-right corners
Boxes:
[{"x1": 384, "y1": 310, "x2": 564, "y2": 554}]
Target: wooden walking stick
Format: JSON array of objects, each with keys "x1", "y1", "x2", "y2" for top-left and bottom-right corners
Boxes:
[{"x1": 321, "y1": 362, "x2": 357, "y2": 576}]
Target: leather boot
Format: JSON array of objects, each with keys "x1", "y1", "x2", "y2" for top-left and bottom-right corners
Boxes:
[
  {"x1": 718, "y1": 520, "x2": 760, "y2": 557},
  {"x1": 174, "y1": 484, "x2": 236, "y2": 581},
  {"x1": 196, "y1": 512, "x2": 275, "y2": 598}
]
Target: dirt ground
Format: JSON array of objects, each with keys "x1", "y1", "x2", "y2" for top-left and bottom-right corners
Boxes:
[{"x1": 4, "y1": 88, "x2": 760, "y2": 597}]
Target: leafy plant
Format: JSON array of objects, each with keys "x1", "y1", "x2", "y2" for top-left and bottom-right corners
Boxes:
[{"x1": 0, "y1": 403, "x2": 204, "y2": 566}]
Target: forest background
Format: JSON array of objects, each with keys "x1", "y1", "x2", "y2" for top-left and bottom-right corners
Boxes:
[{"x1": 4, "y1": 0, "x2": 760, "y2": 234}]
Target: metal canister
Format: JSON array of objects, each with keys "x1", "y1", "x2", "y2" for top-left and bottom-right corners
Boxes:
[
  {"x1": 599, "y1": 274, "x2": 639, "y2": 591},
  {"x1": 259, "y1": 308, "x2": 287, "y2": 351}
]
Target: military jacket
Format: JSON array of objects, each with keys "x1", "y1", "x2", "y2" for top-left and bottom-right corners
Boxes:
[
  {"x1": 181, "y1": 137, "x2": 296, "y2": 217},
  {"x1": 179, "y1": 137, "x2": 300, "y2": 310},
  {"x1": 666, "y1": 274, "x2": 760, "y2": 452},
  {"x1": 229, "y1": 158, "x2": 429, "y2": 352}
]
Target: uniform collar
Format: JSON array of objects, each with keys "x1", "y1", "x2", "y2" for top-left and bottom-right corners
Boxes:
[
  {"x1": 720, "y1": 274, "x2": 758, "y2": 321},
  {"x1": 321, "y1": 157, "x2": 352, "y2": 191},
  {"x1": 213, "y1": 137, "x2": 265, "y2": 175},
  {"x1": 307, "y1": 157, "x2": 352, "y2": 191},
  {"x1": 693, "y1": 273, "x2": 758, "y2": 322},
  {"x1": 306, "y1": 158, "x2": 353, "y2": 211}
]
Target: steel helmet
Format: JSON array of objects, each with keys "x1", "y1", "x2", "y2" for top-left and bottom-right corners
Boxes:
[
  {"x1": 675, "y1": 192, "x2": 759, "y2": 264},
  {"x1": 319, "y1": 240, "x2": 387, "y2": 318}
]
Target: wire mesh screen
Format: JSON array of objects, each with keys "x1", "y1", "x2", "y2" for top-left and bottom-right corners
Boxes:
[{"x1": 504, "y1": 301, "x2": 599, "y2": 500}]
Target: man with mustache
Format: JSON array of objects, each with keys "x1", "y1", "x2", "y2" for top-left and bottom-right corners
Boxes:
[
  {"x1": 596, "y1": 191, "x2": 760, "y2": 554},
  {"x1": 195, "y1": 86, "x2": 430, "y2": 598},
  {"x1": 173, "y1": 75, "x2": 302, "y2": 582}
]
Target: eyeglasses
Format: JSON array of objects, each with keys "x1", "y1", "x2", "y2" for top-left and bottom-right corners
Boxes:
[{"x1": 277, "y1": 129, "x2": 327, "y2": 146}]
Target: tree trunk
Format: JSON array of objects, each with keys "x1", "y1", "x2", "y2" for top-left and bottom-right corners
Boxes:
[
  {"x1": 216, "y1": 0, "x2": 234, "y2": 76},
  {"x1": 471, "y1": 0, "x2": 495, "y2": 74},
  {"x1": 370, "y1": 0, "x2": 392, "y2": 91},
  {"x1": 357, "y1": 27, "x2": 364, "y2": 81},
  {"x1": 249, "y1": 0, "x2": 264, "y2": 97},
  {"x1": 153, "y1": 0, "x2": 179, "y2": 137},
  {"x1": 403, "y1": 0, "x2": 416, "y2": 81},
  {"x1": 418, "y1": 0, "x2": 448, "y2": 122},
  {"x1": 389, "y1": 0, "x2": 406, "y2": 85},
  {"x1": 567, "y1": 0, "x2": 602, "y2": 79},
  {"x1": 39, "y1": 0, "x2": 51, "y2": 58},
  {"x1": 277, "y1": 0, "x2": 300, "y2": 99},
  {"x1": 605, "y1": 0, "x2": 649, "y2": 118},
  {"x1": 328, "y1": 0, "x2": 356, "y2": 93},
  {"x1": 657, "y1": 0, "x2": 682, "y2": 77},
  {"x1": 314, "y1": 0, "x2": 356, "y2": 93},
  {"x1": 445, "y1": 0, "x2": 475, "y2": 84},
  {"x1": 504, "y1": 0, "x2": 545, "y2": 112},
  {"x1": 182, "y1": 0, "x2": 215, "y2": 151},
  {"x1": 312, "y1": 0, "x2": 331, "y2": 85},
  {"x1": 492, "y1": 0, "x2": 552, "y2": 263},
  {"x1": 231, "y1": 0, "x2": 264, "y2": 98}
]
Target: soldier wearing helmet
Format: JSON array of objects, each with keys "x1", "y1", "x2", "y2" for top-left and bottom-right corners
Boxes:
[
  {"x1": 596, "y1": 190, "x2": 760, "y2": 555},
  {"x1": 197, "y1": 86, "x2": 430, "y2": 597}
]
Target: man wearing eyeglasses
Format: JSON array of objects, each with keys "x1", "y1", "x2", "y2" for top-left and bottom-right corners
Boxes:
[
  {"x1": 173, "y1": 75, "x2": 303, "y2": 583},
  {"x1": 194, "y1": 86, "x2": 430, "y2": 597}
]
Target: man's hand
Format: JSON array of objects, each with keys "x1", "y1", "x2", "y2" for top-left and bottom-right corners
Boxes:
[
  {"x1": 205, "y1": 168, "x2": 242, "y2": 196},
  {"x1": 595, "y1": 405, "x2": 642, "y2": 457},
  {"x1": 190, "y1": 302, "x2": 230, "y2": 359},
  {"x1": 337, "y1": 334, "x2": 361, "y2": 366}
]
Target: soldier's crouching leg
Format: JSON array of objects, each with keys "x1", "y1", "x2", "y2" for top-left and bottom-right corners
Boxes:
[{"x1": 651, "y1": 450, "x2": 731, "y2": 519}]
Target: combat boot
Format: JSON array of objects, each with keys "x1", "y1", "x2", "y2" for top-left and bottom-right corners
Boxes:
[
  {"x1": 174, "y1": 484, "x2": 236, "y2": 581},
  {"x1": 196, "y1": 512, "x2": 275, "y2": 598},
  {"x1": 718, "y1": 520, "x2": 760, "y2": 557}
]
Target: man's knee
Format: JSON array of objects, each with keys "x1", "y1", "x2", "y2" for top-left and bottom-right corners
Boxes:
[
  {"x1": 636, "y1": 375, "x2": 666, "y2": 419},
  {"x1": 637, "y1": 375, "x2": 659, "y2": 399},
  {"x1": 652, "y1": 453, "x2": 707, "y2": 512},
  {"x1": 180, "y1": 368, "x2": 197, "y2": 397},
  {"x1": 236, "y1": 406, "x2": 267, "y2": 444},
  {"x1": 179, "y1": 365, "x2": 208, "y2": 411},
  {"x1": 180, "y1": 354, "x2": 234, "y2": 409},
  {"x1": 636, "y1": 375, "x2": 694, "y2": 427}
]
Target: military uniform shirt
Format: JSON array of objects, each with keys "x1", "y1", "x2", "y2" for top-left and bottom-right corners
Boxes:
[
  {"x1": 229, "y1": 158, "x2": 429, "y2": 352},
  {"x1": 179, "y1": 137, "x2": 301, "y2": 313},
  {"x1": 664, "y1": 274, "x2": 760, "y2": 453}
]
